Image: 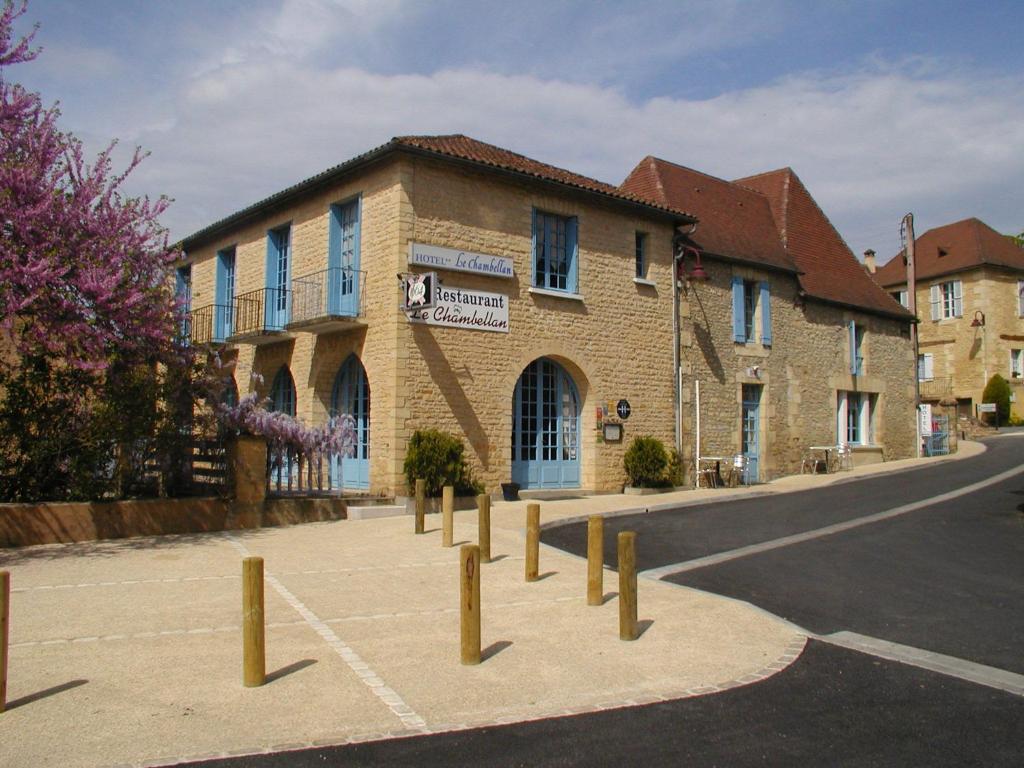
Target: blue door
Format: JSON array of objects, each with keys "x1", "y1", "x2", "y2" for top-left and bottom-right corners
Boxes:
[
  {"x1": 741, "y1": 384, "x2": 761, "y2": 483},
  {"x1": 215, "y1": 247, "x2": 235, "y2": 340},
  {"x1": 331, "y1": 355, "x2": 370, "y2": 490},
  {"x1": 269, "y1": 367, "x2": 297, "y2": 486},
  {"x1": 512, "y1": 358, "x2": 580, "y2": 489},
  {"x1": 265, "y1": 226, "x2": 291, "y2": 330},
  {"x1": 328, "y1": 199, "x2": 361, "y2": 317}
]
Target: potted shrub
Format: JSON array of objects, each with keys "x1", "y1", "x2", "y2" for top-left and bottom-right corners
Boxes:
[
  {"x1": 403, "y1": 429, "x2": 484, "y2": 512},
  {"x1": 623, "y1": 436, "x2": 671, "y2": 494}
]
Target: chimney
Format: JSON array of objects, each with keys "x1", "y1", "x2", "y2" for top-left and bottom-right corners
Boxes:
[{"x1": 863, "y1": 249, "x2": 876, "y2": 274}]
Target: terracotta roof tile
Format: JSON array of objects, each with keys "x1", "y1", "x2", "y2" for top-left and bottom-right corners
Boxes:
[
  {"x1": 874, "y1": 217, "x2": 1024, "y2": 287},
  {"x1": 393, "y1": 135, "x2": 696, "y2": 220},
  {"x1": 736, "y1": 169, "x2": 912, "y2": 319},
  {"x1": 620, "y1": 157, "x2": 796, "y2": 273}
]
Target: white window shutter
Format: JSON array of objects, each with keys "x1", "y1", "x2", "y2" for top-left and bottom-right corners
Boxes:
[
  {"x1": 930, "y1": 285, "x2": 941, "y2": 320},
  {"x1": 953, "y1": 280, "x2": 963, "y2": 317}
]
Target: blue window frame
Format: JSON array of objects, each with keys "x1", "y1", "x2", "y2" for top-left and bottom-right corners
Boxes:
[
  {"x1": 266, "y1": 225, "x2": 291, "y2": 329},
  {"x1": 532, "y1": 210, "x2": 578, "y2": 292},
  {"x1": 269, "y1": 366, "x2": 296, "y2": 416},
  {"x1": 215, "y1": 247, "x2": 235, "y2": 340},
  {"x1": 732, "y1": 278, "x2": 772, "y2": 345},
  {"x1": 175, "y1": 265, "x2": 192, "y2": 341},
  {"x1": 635, "y1": 232, "x2": 647, "y2": 279}
]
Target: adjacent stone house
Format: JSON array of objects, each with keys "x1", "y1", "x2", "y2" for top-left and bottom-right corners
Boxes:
[
  {"x1": 621, "y1": 160, "x2": 917, "y2": 476},
  {"x1": 872, "y1": 217, "x2": 1024, "y2": 420},
  {"x1": 180, "y1": 135, "x2": 917, "y2": 498}
]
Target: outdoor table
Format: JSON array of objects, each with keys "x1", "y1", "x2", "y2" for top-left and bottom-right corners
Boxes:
[
  {"x1": 698, "y1": 456, "x2": 730, "y2": 487},
  {"x1": 808, "y1": 445, "x2": 835, "y2": 473}
]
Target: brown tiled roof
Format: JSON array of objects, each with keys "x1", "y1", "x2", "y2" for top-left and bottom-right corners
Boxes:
[
  {"x1": 182, "y1": 135, "x2": 694, "y2": 250},
  {"x1": 874, "y1": 217, "x2": 1024, "y2": 287},
  {"x1": 620, "y1": 157, "x2": 796, "y2": 273},
  {"x1": 736, "y1": 168, "x2": 912, "y2": 319},
  {"x1": 393, "y1": 135, "x2": 695, "y2": 219}
]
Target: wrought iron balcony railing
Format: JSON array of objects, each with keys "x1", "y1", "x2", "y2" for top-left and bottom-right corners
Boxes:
[
  {"x1": 230, "y1": 287, "x2": 290, "y2": 340},
  {"x1": 189, "y1": 303, "x2": 235, "y2": 345},
  {"x1": 288, "y1": 267, "x2": 365, "y2": 331}
]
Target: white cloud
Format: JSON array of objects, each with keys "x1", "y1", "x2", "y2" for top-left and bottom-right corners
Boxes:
[{"x1": 110, "y1": 45, "x2": 1022, "y2": 260}]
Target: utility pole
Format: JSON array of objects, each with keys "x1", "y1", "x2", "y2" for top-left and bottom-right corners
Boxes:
[{"x1": 902, "y1": 213, "x2": 921, "y2": 457}]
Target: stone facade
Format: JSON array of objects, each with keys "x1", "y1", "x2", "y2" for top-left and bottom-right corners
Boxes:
[
  {"x1": 683, "y1": 259, "x2": 916, "y2": 479},
  {"x1": 888, "y1": 267, "x2": 1024, "y2": 419},
  {"x1": 182, "y1": 137, "x2": 918, "y2": 497}
]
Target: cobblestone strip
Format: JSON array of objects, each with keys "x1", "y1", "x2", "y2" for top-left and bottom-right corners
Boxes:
[{"x1": 224, "y1": 535, "x2": 427, "y2": 731}]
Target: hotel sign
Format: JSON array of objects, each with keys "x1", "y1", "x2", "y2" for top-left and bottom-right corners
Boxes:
[
  {"x1": 408, "y1": 242, "x2": 514, "y2": 279},
  {"x1": 406, "y1": 285, "x2": 509, "y2": 333}
]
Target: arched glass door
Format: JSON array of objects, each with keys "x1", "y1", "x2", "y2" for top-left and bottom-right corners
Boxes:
[
  {"x1": 512, "y1": 358, "x2": 580, "y2": 489},
  {"x1": 331, "y1": 355, "x2": 370, "y2": 490},
  {"x1": 269, "y1": 366, "x2": 296, "y2": 486}
]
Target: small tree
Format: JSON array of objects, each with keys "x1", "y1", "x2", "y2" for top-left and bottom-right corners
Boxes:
[
  {"x1": 982, "y1": 374, "x2": 1011, "y2": 425},
  {"x1": 403, "y1": 429, "x2": 482, "y2": 497},
  {"x1": 623, "y1": 436, "x2": 669, "y2": 488}
]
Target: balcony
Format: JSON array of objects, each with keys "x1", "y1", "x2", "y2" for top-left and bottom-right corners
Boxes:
[
  {"x1": 189, "y1": 304, "x2": 235, "y2": 346},
  {"x1": 919, "y1": 376, "x2": 953, "y2": 401},
  {"x1": 227, "y1": 287, "x2": 294, "y2": 345},
  {"x1": 286, "y1": 267, "x2": 366, "y2": 334}
]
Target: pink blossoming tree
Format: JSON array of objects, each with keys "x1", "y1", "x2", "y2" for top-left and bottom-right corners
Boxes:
[{"x1": 0, "y1": 1, "x2": 188, "y2": 500}]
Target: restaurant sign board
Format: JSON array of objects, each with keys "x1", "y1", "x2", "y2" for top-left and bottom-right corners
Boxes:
[{"x1": 406, "y1": 285, "x2": 509, "y2": 333}]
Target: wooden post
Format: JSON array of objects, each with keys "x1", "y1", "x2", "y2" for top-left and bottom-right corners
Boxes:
[
  {"x1": 525, "y1": 503, "x2": 540, "y2": 582},
  {"x1": 242, "y1": 557, "x2": 265, "y2": 687},
  {"x1": 460, "y1": 545, "x2": 481, "y2": 665},
  {"x1": 414, "y1": 478, "x2": 426, "y2": 535},
  {"x1": 618, "y1": 532, "x2": 638, "y2": 641},
  {"x1": 587, "y1": 516, "x2": 604, "y2": 606},
  {"x1": 442, "y1": 485, "x2": 454, "y2": 547},
  {"x1": 0, "y1": 571, "x2": 9, "y2": 713},
  {"x1": 477, "y1": 494, "x2": 491, "y2": 563}
]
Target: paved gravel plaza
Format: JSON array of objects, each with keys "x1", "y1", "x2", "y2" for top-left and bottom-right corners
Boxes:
[{"x1": 0, "y1": 440, "x2": 987, "y2": 767}]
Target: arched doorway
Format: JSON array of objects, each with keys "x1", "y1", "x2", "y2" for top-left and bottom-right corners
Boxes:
[
  {"x1": 512, "y1": 357, "x2": 580, "y2": 489},
  {"x1": 268, "y1": 366, "x2": 297, "y2": 487},
  {"x1": 331, "y1": 355, "x2": 370, "y2": 490}
]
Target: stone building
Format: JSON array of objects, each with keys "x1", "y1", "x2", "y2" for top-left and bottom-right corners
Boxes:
[
  {"x1": 872, "y1": 217, "x2": 1024, "y2": 420},
  {"x1": 621, "y1": 160, "x2": 917, "y2": 476},
  {"x1": 180, "y1": 135, "x2": 917, "y2": 498}
]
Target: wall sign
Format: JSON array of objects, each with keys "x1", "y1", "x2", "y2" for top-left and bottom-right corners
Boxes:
[
  {"x1": 409, "y1": 242, "x2": 514, "y2": 279},
  {"x1": 400, "y1": 272, "x2": 437, "y2": 310},
  {"x1": 616, "y1": 399, "x2": 632, "y2": 420},
  {"x1": 406, "y1": 285, "x2": 509, "y2": 333}
]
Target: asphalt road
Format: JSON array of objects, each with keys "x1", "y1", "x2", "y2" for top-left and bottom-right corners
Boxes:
[
  {"x1": 186, "y1": 437, "x2": 1024, "y2": 767},
  {"x1": 195, "y1": 641, "x2": 1024, "y2": 768},
  {"x1": 546, "y1": 435, "x2": 1024, "y2": 673}
]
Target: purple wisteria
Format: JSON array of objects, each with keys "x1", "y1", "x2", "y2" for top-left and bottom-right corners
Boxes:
[{"x1": 218, "y1": 393, "x2": 357, "y2": 462}]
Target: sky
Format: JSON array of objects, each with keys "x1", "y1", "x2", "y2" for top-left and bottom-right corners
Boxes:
[{"x1": 7, "y1": 0, "x2": 1023, "y2": 263}]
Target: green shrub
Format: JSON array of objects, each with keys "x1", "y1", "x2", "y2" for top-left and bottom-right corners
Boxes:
[
  {"x1": 982, "y1": 374, "x2": 1012, "y2": 425},
  {"x1": 623, "y1": 436, "x2": 670, "y2": 488},
  {"x1": 666, "y1": 448, "x2": 684, "y2": 487},
  {"x1": 403, "y1": 429, "x2": 483, "y2": 497}
]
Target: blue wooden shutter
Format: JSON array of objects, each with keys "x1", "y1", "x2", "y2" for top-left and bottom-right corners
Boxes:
[
  {"x1": 264, "y1": 231, "x2": 277, "y2": 329},
  {"x1": 732, "y1": 277, "x2": 746, "y2": 342},
  {"x1": 566, "y1": 216, "x2": 578, "y2": 293},
  {"x1": 849, "y1": 320, "x2": 858, "y2": 374},
  {"x1": 328, "y1": 205, "x2": 340, "y2": 271},
  {"x1": 531, "y1": 208, "x2": 540, "y2": 288},
  {"x1": 759, "y1": 281, "x2": 772, "y2": 346}
]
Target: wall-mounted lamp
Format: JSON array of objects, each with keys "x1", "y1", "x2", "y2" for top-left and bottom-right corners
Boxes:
[
  {"x1": 675, "y1": 244, "x2": 710, "y2": 283},
  {"x1": 970, "y1": 310, "x2": 986, "y2": 328}
]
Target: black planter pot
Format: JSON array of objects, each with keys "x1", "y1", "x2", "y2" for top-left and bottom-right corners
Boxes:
[{"x1": 501, "y1": 482, "x2": 520, "y2": 501}]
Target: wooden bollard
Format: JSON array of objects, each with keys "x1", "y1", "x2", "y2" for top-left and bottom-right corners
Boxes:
[
  {"x1": 587, "y1": 516, "x2": 604, "y2": 606},
  {"x1": 242, "y1": 557, "x2": 265, "y2": 687},
  {"x1": 525, "y1": 503, "x2": 540, "y2": 581},
  {"x1": 0, "y1": 571, "x2": 9, "y2": 713},
  {"x1": 618, "y1": 532, "x2": 638, "y2": 641},
  {"x1": 460, "y1": 545, "x2": 481, "y2": 665},
  {"x1": 477, "y1": 494, "x2": 491, "y2": 563},
  {"x1": 414, "y1": 478, "x2": 426, "y2": 535},
  {"x1": 442, "y1": 485, "x2": 454, "y2": 547}
]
